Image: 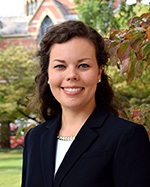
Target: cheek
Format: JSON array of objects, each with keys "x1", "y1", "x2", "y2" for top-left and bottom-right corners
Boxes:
[
  {"x1": 48, "y1": 75, "x2": 61, "y2": 99},
  {"x1": 49, "y1": 78, "x2": 60, "y2": 89},
  {"x1": 48, "y1": 71, "x2": 61, "y2": 87},
  {"x1": 84, "y1": 73, "x2": 99, "y2": 86}
]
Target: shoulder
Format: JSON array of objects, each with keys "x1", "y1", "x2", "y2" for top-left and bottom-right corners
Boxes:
[
  {"x1": 107, "y1": 114, "x2": 142, "y2": 128},
  {"x1": 107, "y1": 113, "x2": 143, "y2": 130},
  {"x1": 106, "y1": 114, "x2": 149, "y2": 142},
  {"x1": 95, "y1": 103, "x2": 143, "y2": 132},
  {"x1": 93, "y1": 104, "x2": 148, "y2": 138}
]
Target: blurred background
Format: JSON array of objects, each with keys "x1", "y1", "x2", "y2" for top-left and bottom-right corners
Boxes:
[{"x1": 0, "y1": 0, "x2": 150, "y2": 186}]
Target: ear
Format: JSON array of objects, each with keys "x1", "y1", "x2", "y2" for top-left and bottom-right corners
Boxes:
[{"x1": 97, "y1": 65, "x2": 103, "y2": 83}]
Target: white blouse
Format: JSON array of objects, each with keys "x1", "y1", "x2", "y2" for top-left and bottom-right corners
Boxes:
[{"x1": 54, "y1": 139, "x2": 73, "y2": 175}]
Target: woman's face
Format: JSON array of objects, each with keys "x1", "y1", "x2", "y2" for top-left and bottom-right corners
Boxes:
[{"x1": 48, "y1": 37, "x2": 103, "y2": 112}]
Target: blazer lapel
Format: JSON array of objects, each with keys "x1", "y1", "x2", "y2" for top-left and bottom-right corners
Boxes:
[
  {"x1": 54, "y1": 104, "x2": 109, "y2": 186},
  {"x1": 40, "y1": 114, "x2": 61, "y2": 187}
]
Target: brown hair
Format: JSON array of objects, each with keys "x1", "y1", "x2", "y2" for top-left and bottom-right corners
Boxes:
[{"x1": 35, "y1": 20, "x2": 118, "y2": 120}]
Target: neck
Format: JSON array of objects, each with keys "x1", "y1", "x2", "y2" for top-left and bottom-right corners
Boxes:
[{"x1": 59, "y1": 103, "x2": 96, "y2": 136}]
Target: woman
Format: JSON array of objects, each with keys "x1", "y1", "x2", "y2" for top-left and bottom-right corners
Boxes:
[{"x1": 21, "y1": 20, "x2": 150, "y2": 187}]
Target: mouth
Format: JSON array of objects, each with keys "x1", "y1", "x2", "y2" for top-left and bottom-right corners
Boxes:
[{"x1": 62, "y1": 87, "x2": 84, "y2": 94}]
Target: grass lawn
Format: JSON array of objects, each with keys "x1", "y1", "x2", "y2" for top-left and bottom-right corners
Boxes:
[{"x1": 0, "y1": 149, "x2": 23, "y2": 187}]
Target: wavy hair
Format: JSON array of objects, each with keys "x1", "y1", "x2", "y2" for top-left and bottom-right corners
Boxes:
[{"x1": 35, "y1": 20, "x2": 118, "y2": 120}]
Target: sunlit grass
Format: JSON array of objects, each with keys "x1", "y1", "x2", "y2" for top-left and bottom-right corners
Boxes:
[{"x1": 0, "y1": 149, "x2": 23, "y2": 187}]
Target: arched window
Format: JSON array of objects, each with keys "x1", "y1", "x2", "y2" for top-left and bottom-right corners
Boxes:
[
  {"x1": 35, "y1": 0, "x2": 38, "y2": 8},
  {"x1": 38, "y1": 16, "x2": 53, "y2": 42},
  {"x1": 31, "y1": 1, "x2": 35, "y2": 14},
  {"x1": 26, "y1": 2, "x2": 30, "y2": 16}
]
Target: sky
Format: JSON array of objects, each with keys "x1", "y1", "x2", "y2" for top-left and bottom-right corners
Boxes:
[
  {"x1": 127, "y1": 0, "x2": 149, "y2": 4},
  {"x1": 0, "y1": 0, "x2": 24, "y2": 17},
  {"x1": 0, "y1": 0, "x2": 149, "y2": 17}
]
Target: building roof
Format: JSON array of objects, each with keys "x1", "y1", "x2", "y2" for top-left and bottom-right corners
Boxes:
[
  {"x1": 0, "y1": 17, "x2": 29, "y2": 36},
  {"x1": 0, "y1": 0, "x2": 77, "y2": 37}
]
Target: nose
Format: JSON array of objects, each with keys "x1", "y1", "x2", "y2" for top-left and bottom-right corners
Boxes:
[{"x1": 66, "y1": 67, "x2": 79, "y2": 81}]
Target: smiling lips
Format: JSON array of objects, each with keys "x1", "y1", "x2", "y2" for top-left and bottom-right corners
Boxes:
[{"x1": 62, "y1": 87, "x2": 83, "y2": 95}]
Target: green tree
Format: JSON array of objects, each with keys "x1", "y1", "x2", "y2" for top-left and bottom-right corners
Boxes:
[
  {"x1": 107, "y1": 65, "x2": 150, "y2": 128},
  {"x1": 76, "y1": 0, "x2": 150, "y2": 133},
  {"x1": 115, "y1": 2, "x2": 149, "y2": 29},
  {"x1": 75, "y1": 0, "x2": 143, "y2": 34},
  {"x1": 0, "y1": 45, "x2": 37, "y2": 148},
  {"x1": 75, "y1": 0, "x2": 149, "y2": 35},
  {"x1": 76, "y1": 0, "x2": 119, "y2": 34},
  {"x1": 106, "y1": 12, "x2": 150, "y2": 131}
]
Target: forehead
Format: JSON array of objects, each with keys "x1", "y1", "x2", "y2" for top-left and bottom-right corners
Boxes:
[{"x1": 49, "y1": 37, "x2": 96, "y2": 56}]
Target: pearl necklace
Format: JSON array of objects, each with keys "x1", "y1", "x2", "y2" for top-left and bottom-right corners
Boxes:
[{"x1": 57, "y1": 135, "x2": 76, "y2": 141}]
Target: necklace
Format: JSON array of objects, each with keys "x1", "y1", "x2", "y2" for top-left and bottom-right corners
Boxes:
[{"x1": 57, "y1": 135, "x2": 76, "y2": 141}]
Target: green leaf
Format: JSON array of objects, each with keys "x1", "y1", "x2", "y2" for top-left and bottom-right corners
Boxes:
[
  {"x1": 127, "y1": 57, "x2": 137, "y2": 82},
  {"x1": 141, "y1": 41, "x2": 150, "y2": 58},
  {"x1": 125, "y1": 29, "x2": 141, "y2": 39},
  {"x1": 145, "y1": 113, "x2": 150, "y2": 128},
  {"x1": 130, "y1": 35, "x2": 144, "y2": 52},
  {"x1": 136, "y1": 60, "x2": 147, "y2": 74},
  {"x1": 117, "y1": 41, "x2": 131, "y2": 61},
  {"x1": 110, "y1": 30, "x2": 121, "y2": 40},
  {"x1": 14, "y1": 123, "x2": 25, "y2": 141}
]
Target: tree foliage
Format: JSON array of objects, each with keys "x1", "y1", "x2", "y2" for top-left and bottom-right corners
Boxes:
[
  {"x1": 105, "y1": 12, "x2": 150, "y2": 130},
  {"x1": 107, "y1": 65, "x2": 150, "y2": 129},
  {"x1": 76, "y1": 0, "x2": 150, "y2": 132},
  {"x1": 75, "y1": 0, "x2": 147, "y2": 35},
  {"x1": 0, "y1": 45, "x2": 39, "y2": 147},
  {"x1": 106, "y1": 12, "x2": 150, "y2": 82},
  {"x1": 0, "y1": 45, "x2": 37, "y2": 123},
  {"x1": 114, "y1": 1, "x2": 149, "y2": 29},
  {"x1": 75, "y1": 0, "x2": 119, "y2": 34}
]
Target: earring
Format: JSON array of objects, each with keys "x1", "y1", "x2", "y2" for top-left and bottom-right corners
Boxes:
[
  {"x1": 48, "y1": 80, "x2": 49, "y2": 84},
  {"x1": 98, "y1": 79, "x2": 101, "y2": 83}
]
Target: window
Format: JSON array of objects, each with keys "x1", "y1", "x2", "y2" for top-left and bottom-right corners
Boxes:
[
  {"x1": 26, "y1": 2, "x2": 30, "y2": 16},
  {"x1": 31, "y1": 1, "x2": 35, "y2": 14},
  {"x1": 38, "y1": 16, "x2": 53, "y2": 42}
]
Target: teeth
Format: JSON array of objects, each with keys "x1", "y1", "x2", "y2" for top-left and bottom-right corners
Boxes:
[{"x1": 64, "y1": 88, "x2": 82, "y2": 92}]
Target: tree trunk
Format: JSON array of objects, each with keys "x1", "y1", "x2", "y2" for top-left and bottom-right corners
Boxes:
[{"x1": 0, "y1": 120, "x2": 10, "y2": 148}]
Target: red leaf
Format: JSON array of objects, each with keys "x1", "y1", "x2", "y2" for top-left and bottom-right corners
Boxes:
[
  {"x1": 127, "y1": 18, "x2": 133, "y2": 26},
  {"x1": 125, "y1": 29, "x2": 141, "y2": 40},
  {"x1": 128, "y1": 16, "x2": 141, "y2": 26},
  {"x1": 110, "y1": 55, "x2": 118, "y2": 66},
  {"x1": 120, "y1": 59, "x2": 129, "y2": 75},
  {"x1": 130, "y1": 36, "x2": 144, "y2": 52},
  {"x1": 110, "y1": 30, "x2": 121, "y2": 40},
  {"x1": 127, "y1": 58, "x2": 137, "y2": 82},
  {"x1": 141, "y1": 13, "x2": 150, "y2": 19},
  {"x1": 117, "y1": 41, "x2": 131, "y2": 61},
  {"x1": 140, "y1": 22, "x2": 148, "y2": 28},
  {"x1": 132, "y1": 110, "x2": 141, "y2": 118},
  {"x1": 144, "y1": 26, "x2": 150, "y2": 41},
  {"x1": 109, "y1": 28, "x2": 119, "y2": 33}
]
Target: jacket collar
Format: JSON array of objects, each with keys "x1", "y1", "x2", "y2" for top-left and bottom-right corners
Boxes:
[
  {"x1": 40, "y1": 114, "x2": 61, "y2": 187},
  {"x1": 40, "y1": 104, "x2": 109, "y2": 187}
]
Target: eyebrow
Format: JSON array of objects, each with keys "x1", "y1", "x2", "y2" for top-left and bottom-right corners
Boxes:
[
  {"x1": 51, "y1": 58, "x2": 92, "y2": 63},
  {"x1": 78, "y1": 58, "x2": 91, "y2": 62},
  {"x1": 51, "y1": 59, "x2": 65, "y2": 63}
]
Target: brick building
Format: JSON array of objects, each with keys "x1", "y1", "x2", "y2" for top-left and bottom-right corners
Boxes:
[
  {"x1": 0, "y1": 0, "x2": 125, "y2": 49},
  {"x1": 0, "y1": 0, "x2": 77, "y2": 49}
]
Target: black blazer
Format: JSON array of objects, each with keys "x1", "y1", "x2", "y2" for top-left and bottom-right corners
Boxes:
[{"x1": 21, "y1": 105, "x2": 150, "y2": 187}]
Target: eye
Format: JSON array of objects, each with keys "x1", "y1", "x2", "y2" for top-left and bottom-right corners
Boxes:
[
  {"x1": 78, "y1": 64, "x2": 90, "y2": 68},
  {"x1": 54, "y1": 64, "x2": 66, "y2": 69}
]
